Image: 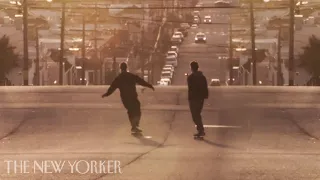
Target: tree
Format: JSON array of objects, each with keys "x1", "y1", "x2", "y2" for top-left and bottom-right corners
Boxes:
[
  {"x1": 167, "y1": 12, "x2": 181, "y2": 28},
  {"x1": 0, "y1": 35, "x2": 19, "y2": 85},
  {"x1": 299, "y1": 35, "x2": 320, "y2": 77},
  {"x1": 185, "y1": 13, "x2": 194, "y2": 24}
]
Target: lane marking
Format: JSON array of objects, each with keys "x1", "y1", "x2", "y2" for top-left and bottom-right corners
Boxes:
[
  {"x1": 197, "y1": 125, "x2": 242, "y2": 128},
  {"x1": 248, "y1": 103, "x2": 320, "y2": 109}
]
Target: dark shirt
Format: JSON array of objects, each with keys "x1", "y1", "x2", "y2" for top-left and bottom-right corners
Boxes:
[
  {"x1": 104, "y1": 71, "x2": 153, "y2": 100},
  {"x1": 187, "y1": 71, "x2": 209, "y2": 100}
]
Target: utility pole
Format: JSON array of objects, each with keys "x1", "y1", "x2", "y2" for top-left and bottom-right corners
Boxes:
[
  {"x1": 94, "y1": 2, "x2": 100, "y2": 85},
  {"x1": 151, "y1": 53, "x2": 154, "y2": 84},
  {"x1": 95, "y1": 3, "x2": 103, "y2": 85},
  {"x1": 277, "y1": 26, "x2": 282, "y2": 86},
  {"x1": 228, "y1": 18, "x2": 233, "y2": 85},
  {"x1": 59, "y1": 2, "x2": 65, "y2": 85},
  {"x1": 249, "y1": 0, "x2": 257, "y2": 85},
  {"x1": 35, "y1": 26, "x2": 40, "y2": 86},
  {"x1": 23, "y1": 0, "x2": 29, "y2": 86},
  {"x1": 172, "y1": 0, "x2": 174, "y2": 13},
  {"x1": 289, "y1": 0, "x2": 295, "y2": 86},
  {"x1": 140, "y1": 39, "x2": 144, "y2": 79},
  {"x1": 146, "y1": 3, "x2": 150, "y2": 84},
  {"x1": 81, "y1": 14, "x2": 86, "y2": 85},
  {"x1": 112, "y1": 28, "x2": 117, "y2": 77},
  {"x1": 162, "y1": 0, "x2": 166, "y2": 17},
  {"x1": 140, "y1": 0, "x2": 145, "y2": 79}
]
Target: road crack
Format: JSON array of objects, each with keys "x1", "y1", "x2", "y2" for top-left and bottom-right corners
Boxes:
[
  {"x1": 92, "y1": 92, "x2": 181, "y2": 180},
  {"x1": 283, "y1": 109, "x2": 319, "y2": 140},
  {"x1": 0, "y1": 109, "x2": 36, "y2": 141}
]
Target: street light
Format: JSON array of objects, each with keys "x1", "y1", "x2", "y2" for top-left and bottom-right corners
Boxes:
[
  {"x1": 59, "y1": 2, "x2": 66, "y2": 85},
  {"x1": 289, "y1": 0, "x2": 295, "y2": 85},
  {"x1": 23, "y1": 0, "x2": 29, "y2": 85},
  {"x1": 228, "y1": 16, "x2": 233, "y2": 85},
  {"x1": 249, "y1": 0, "x2": 257, "y2": 85}
]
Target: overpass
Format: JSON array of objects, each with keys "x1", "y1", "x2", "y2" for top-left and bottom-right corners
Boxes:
[{"x1": 0, "y1": 86, "x2": 320, "y2": 179}]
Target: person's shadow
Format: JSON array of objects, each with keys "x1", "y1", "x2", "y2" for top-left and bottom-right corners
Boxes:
[
  {"x1": 201, "y1": 139, "x2": 240, "y2": 150},
  {"x1": 131, "y1": 133, "x2": 162, "y2": 147}
]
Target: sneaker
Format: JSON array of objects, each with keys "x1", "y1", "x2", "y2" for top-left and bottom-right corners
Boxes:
[
  {"x1": 135, "y1": 127, "x2": 142, "y2": 132},
  {"x1": 131, "y1": 127, "x2": 142, "y2": 133},
  {"x1": 194, "y1": 131, "x2": 205, "y2": 136}
]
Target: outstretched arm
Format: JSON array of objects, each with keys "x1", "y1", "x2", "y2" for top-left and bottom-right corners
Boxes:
[
  {"x1": 135, "y1": 75, "x2": 154, "y2": 90},
  {"x1": 102, "y1": 78, "x2": 119, "y2": 97}
]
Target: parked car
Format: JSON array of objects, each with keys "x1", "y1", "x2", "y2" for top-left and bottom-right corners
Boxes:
[
  {"x1": 171, "y1": 35, "x2": 182, "y2": 45},
  {"x1": 163, "y1": 67, "x2": 174, "y2": 73},
  {"x1": 158, "y1": 78, "x2": 171, "y2": 86},
  {"x1": 166, "y1": 51, "x2": 178, "y2": 58},
  {"x1": 170, "y1": 46, "x2": 179, "y2": 54},
  {"x1": 166, "y1": 55, "x2": 178, "y2": 67},
  {"x1": 173, "y1": 31, "x2": 184, "y2": 40},
  {"x1": 164, "y1": 64, "x2": 175, "y2": 71},
  {"x1": 161, "y1": 70, "x2": 173, "y2": 79},
  {"x1": 210, "y1": 79, "x2": 221, "y2": 86}
]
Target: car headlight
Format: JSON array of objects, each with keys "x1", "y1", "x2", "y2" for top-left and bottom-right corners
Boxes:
[
  {"x1": 203, "y1": 37, "x2": 206, "y2": 40},
  {"x1": 209, "y1": 20, "x2": 211, "y2": 22},
  {"x1": 195, "y1": 37, "x2": 198, "y2": 40}
]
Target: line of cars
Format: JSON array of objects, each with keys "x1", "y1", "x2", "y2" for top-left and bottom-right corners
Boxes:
[
  {"x1": 158, "y1": 25, "x2": 188, "y2": 86},
  {"x1": 158, "y1": 45, "x2": 180, "y2": 86},
  {"x1": 158, "y1": 8, "x2": 211, "y2": 85}
]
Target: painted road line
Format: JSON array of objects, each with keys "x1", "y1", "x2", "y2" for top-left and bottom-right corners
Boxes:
[
  {"x1": 197, "y1": 125, "x2": 242, "y2": 128},
  {"x1": 248, "y1": 103, "x2": 320, "y2": 109}
]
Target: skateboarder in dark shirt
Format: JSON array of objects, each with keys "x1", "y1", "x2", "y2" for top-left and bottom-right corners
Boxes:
[
  {"x1": 187, "y1": 61, "x2": 208, "y2": 136},
  {"x1": 102, "y1": 62, "x2": 155, "y2": 133}
]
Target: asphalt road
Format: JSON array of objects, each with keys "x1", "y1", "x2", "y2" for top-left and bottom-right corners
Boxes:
[
  {"x1": 172, "y1": 1, "x2": 240, "y2": 85},
  {"x1": 1, "y1": 86, "x2": 320, "y2": 179}
]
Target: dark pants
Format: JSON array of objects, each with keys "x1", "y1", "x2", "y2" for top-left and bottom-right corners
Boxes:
[
  {"x1": 189, "y1": 99, "x2": 204, "y2": 132},
  {"x1": 122, "y1": 98, "x2": 141, "y2": 128}
]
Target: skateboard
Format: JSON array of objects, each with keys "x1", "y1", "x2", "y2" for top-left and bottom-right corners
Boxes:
[
  {"x1": 131, "y1": 131, "x2": 145, "y2": 137},
  {"x1": 131, "y1": 131, "x2": 143, "y2": 136},
  {"x1": 194, "y1": 135, "x2": 204, "y2": 140},
  {"x1": 131, "y1": 132, "x2": 152, "y2": 139}
]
